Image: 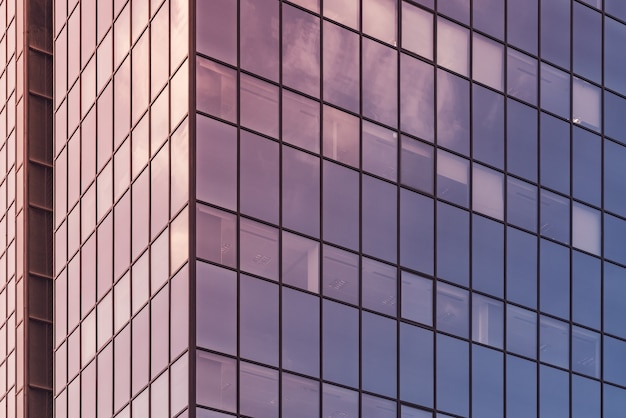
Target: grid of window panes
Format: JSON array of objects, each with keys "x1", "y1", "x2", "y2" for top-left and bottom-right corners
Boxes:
[
  {"x1": 195, "y1": 0, "x2": 626, "y2": 417},
  {"x1": 53, "y1": 0, "x2": 190, "y2": 417},
  {"x1": 0, "y1": 0, "x2": 18, "y2": 415}
]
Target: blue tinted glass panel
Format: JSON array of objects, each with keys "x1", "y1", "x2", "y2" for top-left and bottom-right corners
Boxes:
[
  {"x1": 573, "y1": 3, "x2": 601, "y2": 82},
  {"x1": 472, "y1": 346, "x2": 503, "y2": 418},
  {"x1": 322, "y1": 300, "x2": 358, "y2": 387},
  {"x1": 539, "y1": 316, "x2": 569, "y2": 368},
  {"x1": 539, "y1": 189, "x2": 569, "y2": 244},
  {"x1": 437, "y1": 70, "x2": 470, "y2": 155},
  {"x1": 605, "y1": 384, "x2": 626, "y2": 418},
  {"x1": 437, "y1": 282, "x2": 469, "y2": 338},
  {"x1": 436, "y1": 202, "x2": 469, "y2": 286},
  {"x1": 472, "y1": 294, "x2": 503, "y2": 349},
  {"x1": 282, "y1": 374, "x2": 319, "y2": 418},
  {"x1": 506, "y1": 355, "x2": 536, "y2": 418},
  {"x1": 436, "y1": 334, "x2": 469, "y2": 417},
  {"x1": 572, "y1": 326, "x2": 601, "y2": 378},
  {"x1": 400, "y1": 324, "x2": 434, "y2": 407},
  {"x1": 362, "y1": 258, "x2": 397, "y2": 316},
  {"x1": 401, "y1": 271, "x2": 433, "y2": 326},
  {"x1": 239, "y1": 362, "x2": 278, "y2": 418},
  {"x1": 282, "y1": 146, "x2": 320, "y2": 237},
  {"x1": 507, "y1": 177, "x2": 537, "y2": 232},
  {"x1": 540, "y1": 113, "x2": 570, "y2": 194},
  {"x1": 362, "y1": 175, "x2": 397, "y2": 262},
  {"x1": 605, "y1": 91, "x2": 626, "y2": 145},
  {"x1": 605, "y1": 17, "x2": 626, "y2": 95},
  {"x1": 362, "y1": 394, "x2": 396, "y2": 418},
  {"x1": 472, "y1": 215, "x2": 503, "y2": 297},
  {"x1": 540, "y1": 0, "x2": 569, "y2": 68},
  {"x1": 323, "y1": 161, "x2": 359, "y2": 250},
  {"x1": 401, "y1": 136, "x2": 434, "y2": 193},
  {"x1": 473, "y1": 0, "x2": 504, "y2": 38},
  {"x1": 472, "y1": 85, "x2": 504, "y2": 169},
  {"x1": 507, "y1": 50, "x2": 538, "y2": 106},
  {"x1": 572, "y1": 127, "x2": 601, "y2": 206},
  {"x1": 539, "y1": 240, "x2": 569, "y2": 319},
  {"x1": 540, "y1": 63, "x2": 570, "y2": 118},
  {"x1": 572, "y1": 375, "x2": 600, "y2": 418},
  {"x1": 400, "y1": 187, "x2": 434, "y2": 276},
  {"x1": 604, "y1": 262, "x2": 626, "y2": 339},
  {"x1": 572, "y1": 251, "x2": 600, "y2": 329},
  {"x1": 507, "y1": 99, "x2": 537, "y2": 182},
  {"x1": 322, "y1": 384, "x2": 358, "y2": 418},
  {"x1": 507, "y1": 305, "x2": 536, "y2": 359},
  {"x1": 437, "y1": 150, "x2": 469, "y2": 207},
  {"x1": 282, "y1": 288, "x2": 319, "y2": 377},
  {"x1": 506, "y1": 227, "x2": 537, "y2": 308},
  {"x1": 362, "y1": 312, "x2": 397, "y2": 398},
  {"x1": 540, "y1": 366, "x2": 568, "y2": 418},
  {"x1": 604, "y1": 336, "x2": 626, "y2": 387},
  {"x1": 240, "y1": 276, "x2": 279, "y2": 366},
  {"x1": 605, "y1": 139, "x2": 626, "y2": 217},
  {"x1": 604, "y1": 213, "x2": 626, "y2": 266},
  {"x1": 507, "y1": 0, "x2": 538, "y2": 54}
]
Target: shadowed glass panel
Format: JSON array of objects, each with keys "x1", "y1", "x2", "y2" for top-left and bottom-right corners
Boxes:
[
  {"x1": 572, "y1": 251, "x2": 600, "y2": 329},
  {"x1": 401, "y1": 136, "x2": 433, "y2": 193},
  {"x1": 605, "y1": 17, "x2": 626, "y2": 95},
  {"x1": 540, "y1": 366, "x2": 568, "y2": 418},
  {"x1": 363, "y1": 120, "x2": 397, "y2": 181},
  {"x1": 401, "y1": 271, "x2": 432, "y2": 326},
  {"x1": 605, "y1": 139, "x2": 626, "y2": 217},
  {"x1": 507, "y1": 100, "x2": 537, "y2": 182},
  {"x1": 540, "y1": 0, "x2": 569, "y2": 68},
  {"x1": 507, "y1": 0, "x2": 537, "y2": 54},
  {"x1": 282, "y1": 374, "x2": 319, "y2": 418},
  {"x1": 540, "y1": 113, "x2": 570, "y2": 194},
  {"x1": 572, "y1": 376, "x2": 600, "y2": 418}
]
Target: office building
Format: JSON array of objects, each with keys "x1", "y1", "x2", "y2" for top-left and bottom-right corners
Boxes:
[{"x1": 3, "y1": 0, "x2": 626, "y2": 416}]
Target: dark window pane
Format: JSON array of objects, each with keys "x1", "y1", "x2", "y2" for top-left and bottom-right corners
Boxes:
[
  {"x1": 540, "y1": 366, "x2": 569, "y2": 418},
  {"x1": 605, "y1": 17, "x2": 626, "y2": 95},
  {"x1": 572, "y1": 127, "x2": 600, "y2": 206},
  {"x1": 573, "y1": 2, "x2": 601, "y2": 82},
  {"x1": 282, "y1": 288, "x2": 320, "y2": 377},
  {"x1": 362, "y1": 257, "x2": 397, "y2": 316},
  {"x1": 472, "y1": 85, "x2": 504, "y2": 169},
  {"x1": 540, "y1": 0, "x2": 569, "y2": 68},
  {"x1": 437, "y1": 282, "x2": 469, "y2": 338},
  {"x1": 605, "y1": 140, "x2": 626, "y2": 217},
  {"x1": 605, "y1": 91, "x2": 626, "y2": 145},
  {"x1": 362, "y1": 175, "x2": 397, "y2": 262},
  {"x1": 240, "y1": 275, "x2": 279, "y2": 366},
  {"x1": 400, "y1": 189, "x2": 434, "y2": 275},
  {"x1": 507, "y1": 0, "x2": 538, "y2": 54},
  {"x1": 362, "y1": 312, "x2": 397, "y2": 397},
  {"x1": 472, "y1": 346, "x2": 503, "y2": 418},
  {"x1": 436, "y1": 334, "x2": 469, "y2": 417},
  {"x1": 604, "y1": 262, "x2": 626, "y2": 339},
  {"x1": 507, "y1": 305, "x2": 536, "y2": 359},
  {"x1": 472, "y1": 215, "x2": 503, "y2": 297},
  {"x1": 572, "y1": 251, "x2": 600, "y2": 329},
  {"x1": 437, "y1": 202, "x2": 469, "y2": 286},
  {"x1": 540, "y1": 240, "x2": 569, "y2": 319},
  {"x1": 507, "y1": 99, "x2": 537, "y2": 182},
  {"x1": 323, "y1": 161, "x2": 359, "y2": 250},
  {"x1": 506, "y1": 355, "x2": 536, "y2": 418},
  {"x1": 507, "y1": 50, "x2": 537, "y2": 106},
  {"x1": 473, "y1": 0, "x2": 504, "y2": 38},
  {"x1": 572, "y1": 376, "x2": 600, "y2": 418},
  {"x1": 400, "y1": 323, "x2": 434, "y2": 407},
  {"x1": 401, "y1": 136, "x2": 434, "y2": 194},
  {"x1": 282, "y1": 147, "x2": 320, "y2": 237},
  {"x1": 322, "y1": 300, "x2": 358, "y2": 388}
]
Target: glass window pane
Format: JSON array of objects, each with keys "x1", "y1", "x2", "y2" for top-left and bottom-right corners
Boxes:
[
  {"x1": 323, "y1": 0, "x2": 359, "y2": 29},
  {"x1": 472, "y1": 86, "x2": 504, "y2": 169},
  {"x1": 197, "y1": 0, "x2": 236, "y2": 64},
  {"x1": 196, "y1": 115, "x2": 237, "y2": 210},
  {"x1": 540, "y1": 190, "x2": 570, "y2": 244},
  {"x1": 282, "y1": 147, "x2": 320, "y2": 237},
  {"x1": 362, "y1": 257, "x2": 397, "y2": 316},
  {"x1": 572, "y1": 202, "x2": 600, "y2": 255},
  {"x1": 322, "y1": 300, "x2": 358, "y2": 388},
  {"x1": 322, "y1": 245, "x2": 359, "y2": 305},
  {"x1": 605, "y1": 91, "x2": 626, "y2": 145},
  {"x1": 605, "y1": 140, "x2": 626, "y2": 217},
  {"x1": 506, "y1": 357, "x2": 537, "y2": 418},
  {"x1": 507, "y1": 0, "x2": 538, "y2": 54},
  {"x1": 572, "y1": 326, "x2": 600, "y2": 378},
  {"x1": 402, "y1": 4, "x2": 433, "y2": 59},
  {"x1": 400, "y1": 54, "x2": 435, "y2": 141},
  {"x1": 282, "y1": 374, "x2": 319, "y2": 418},
  {"x1": 507, "y1": 100, "x2": 538, "y2": 182},
  {"x1": 540, "y1": 366, "x2": 568, "y2": 418},
  {"x1": 282, "y1": 288, "x2": 320, "y2": 377},
  {"x1": 196, "y1": 57, "x2": 237, "y2": 123},
  {"x1": 437, "y1": 150, "x2": 469, "y2": 207},
  {"x1": 507, "y1": 50, "x2": 537, "y2": 105},
  {"x1": 363, "y1": 38, "x2": 397, "y2": 127},
  {"x1": 605, "y1": 17, "x2": 626, "y2": 95},
  {"x1": 323, "y1": 105, "x2": 360, "y2": 168},
  {"x1": 437, "y1": 70, "x2": 470, "y2": 155},
  {"x1": 240, "y1": 131, "x2": 279, "y2": 224},
  {"x1": 282, "y1": 91, "x2": 320, "y2": 153},
  {"x1": 606, "y1": 214, "x2": 626, "y2": 262},
  {"x1": 472, "y1": 164, "x2": 503, "y2": 220},
  {"x1": 573, "y1": 77, "x2": 600, "y2": 131},
  {"x1": 540, "y1": 0, "x2": 570, "y2": 69},
  {"x1": 436, "y1": 282, "x2": 469, "y2": 338},
  {"x1": 239, "y1": 362, "x2": 278, "y2": 418},
  {"x1": 401, "y1": 271, "x2": 433, "y2": 326},
  {"x1": 604, "y1": 262, "x2": 626, "y2": 339},
  {"x1": 240, "y1": 0, "x2": 279, "y2": 81},
  {"x1": 572, "y1": 251, "x2": 601, "y2": 329},
  {"x1": 196, "y1": 351, "x2": 236, "y2": 412},
  {"x1": 323, "y1": 21, "x2": 359, "y2": 113},
  {"x1": 540, "y1": 113, "x2": 570, "y2": 194},
  {"x1": 282, "y1": 5, "x2": 320, "y2": 97},
  {"x1": 240, "y1": 74, "x2": 279, "y2": 138},
  {"x1": 240, "y1": 219, "x2": 279, "y2": 281},
  {"x1": 540, "y1": 239, "x2": 570, "y2": 319},
  {"x1": 282, "y1": 232, "x2": 319, "y2": 293},
  {"x1": 196, "y1": 205, "x2": 237, "y2": 268},
  {"x1": 540, "y1": 63, "x2": 570, "y2": 118},
  {"x1": 240, "y1": 275, "x2": 279, "y2": 366},
  {"x1": 472, "y1": 215, "x2": 504, "y2": 297},
  {"x1": 472, "y1": 294, "x2": 503, "y2": 349},
  {"x1": 473, "y1": 0, "x2": 504, "y2": 38},
  {"x1": 362, "y1": 0, "x2": 396, "y2": 44},
  {"x1": 401, "y1": 136, "x2": 433, "y2": 193},
  {"x1": 604, "y1": 336, "x2": 626, "y2": 386},
  {"x1": 196, "y1": 262, "x2": 237, "y2": 355},
  {"x1": 472, "y1": 346, "x2": 503, "y2": 418},
  {"x1": 362, "y1": 175, "x2": 397, "y2": 262},
  {"x1": 362, "y1": 312, "x2": 397, "y2": 398},
  {"x1": 507, "y1": 305, "x2": 536, "y2": 359},
  {"x1": 437, "y1": 202, "x2": 469, "y2": 286},
  {"x1": 437, "y1": 18, "x2": 469, "y2": 76},
  {"x1": 473, "y1": 34, "x2": 503, "y2": 90},
  {"x1": 507, "y1": 177, "x2": 537, "y2": 232},
  {"x1": 323, "y1": 384, "x2": 358, "y2": 418},
  {"x1": 323, "y1": 161, "x2": 359, "y2": 250},
  {"x1": 572, "y1": 375, "x2": 600, "y2": 418},
  {"x1": 363, "y1": 121, "x2": 397, "y2": 181},
  {"x1": 573, "y1": 3, "x2": 601, "y2": 82},
  {"x1": 539, "y1": 316, "x2": 569, "y2": 368},
  {"x1": 438, "y1": 0, "x2": 469, "y2": 24},
  {"x1": 400, "y1": 323, "x2": 434, "y2": 407},
  {"x1": 436, "y1": 334, "x2": 469, "y2": 417}
]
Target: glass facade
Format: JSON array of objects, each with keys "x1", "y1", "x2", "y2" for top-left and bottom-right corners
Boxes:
[
  {"x1": 193, "y1": 0, "x2": 626, "y2": 417},
  {"x1": 0, "y1": 0, "x2": 623, "y2": 417}
]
